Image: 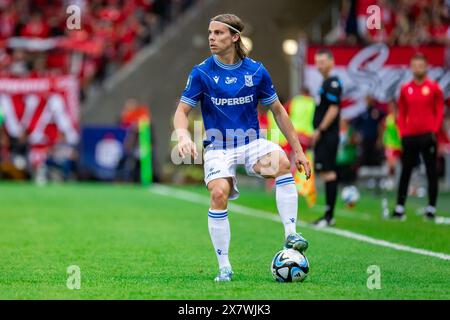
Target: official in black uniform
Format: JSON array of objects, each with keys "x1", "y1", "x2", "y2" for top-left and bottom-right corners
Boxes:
[{"x1": 311, "y1": 49, "x2": 342, "y2": 227}]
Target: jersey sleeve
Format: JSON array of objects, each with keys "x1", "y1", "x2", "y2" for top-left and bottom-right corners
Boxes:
[
  {"x1": 180, "y1": 67, "x2": 203, "y2": 107},
  {"x1": 257, "y1": 65, "x2": 279, "y2": 106},
  {"x1": 323, "y1": 78, "x2": 342, "y2": 105}
]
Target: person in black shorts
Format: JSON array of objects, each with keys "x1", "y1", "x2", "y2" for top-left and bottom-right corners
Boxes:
[
  {"x1": 391, "y1": 53, "x2": 444, "y2": 221},
  {"x1": 311, "y1": 49, "x2": 342, "y2": 227}
]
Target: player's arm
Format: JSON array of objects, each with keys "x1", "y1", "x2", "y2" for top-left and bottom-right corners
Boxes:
[
  {"x1": 269, "y1": 100, "x2": 311, "y2": 179},
  {"x1": 434, "y1": 83, "x2": 445, "y2": 133},
  {"x1": 174, "y1": 66, "x2": 203, "y2": 159},
  {"x1": 173, "y1": 101, "x2": 198, "y2": 159},
  {"x1": 312, "y1": 79, "x2": 341, "y2": 144},
  {"x1": 314, "y1": 104, "x2": 339, "y2": 134}
]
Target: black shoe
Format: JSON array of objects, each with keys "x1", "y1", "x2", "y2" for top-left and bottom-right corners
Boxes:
[
  {"x1": 391, "y1": 211, "x2": 406, "y2": 221},
  {"x1": 424, "y1": 211, "x2": 436, "y2": 221},
  {"x1": 313, "y1": 216, "x2": 335, "y2": 228}
]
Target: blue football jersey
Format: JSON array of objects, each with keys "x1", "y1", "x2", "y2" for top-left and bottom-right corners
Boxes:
[{"x1": 180, "y1": 55, "x2": 278, "y2": 148}]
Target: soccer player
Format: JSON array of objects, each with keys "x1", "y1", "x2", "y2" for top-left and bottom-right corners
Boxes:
[
  {"x1": 173, "y1": 14, "x2": 311, "y2": 282},
  {"x1": 392, "y1": 53, "x2": 445, "y2": 221},
  {"x1": 311, "y1": 49, "x2": 342, "y2": 227}
]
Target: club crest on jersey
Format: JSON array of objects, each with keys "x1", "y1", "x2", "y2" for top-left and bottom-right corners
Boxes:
[
  {"x1": 213, "y1": 76, "x2": 220, "y2": 84},
  {"x1": 225, "y1": 77, "x2": 237, "y2": 84},
  {"x1": 245, "y1": 75, "x2": 253, "y2": 87},
  {"x1": 422, "y1": 86, "x2": 430, "y2": 96}
]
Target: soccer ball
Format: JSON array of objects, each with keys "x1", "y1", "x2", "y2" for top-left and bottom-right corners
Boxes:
[
  {"x1": 341, "y1": 185, "x2": 360, "y2": 207},
  {"x1": 271, "y1": 249, "x2": 309, "y2": 282}
]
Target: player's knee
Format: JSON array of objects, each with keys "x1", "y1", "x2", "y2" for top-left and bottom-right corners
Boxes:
[
  {"x1": 210, "y1": 186, "x2": 228, "y2": 207},
  {"x1": 258, "y1": 153, "x2": 290, "y2": 178},
  {"x1": 278, "y1": 156, "x2": 291, "y2": 174},
  {"x1": 271, "y1": 155, "x2": 291, "y2": 177}
]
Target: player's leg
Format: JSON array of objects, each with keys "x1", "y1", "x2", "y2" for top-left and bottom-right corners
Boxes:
[
  {"x1": 207, "y1": 177, "x2": 233, "y2": 281},
  {"x1": 314, "y1": 170, "x2": 338, "y2": 227},
  {"x1": 252, "y1": 149, "x2": 308, "y2": 253},
  {"x1": 393, "y1": 136, "x2": 417, "y2": 219},
  {"x1": 313, "y1": 135, "x2": 338, "y2": 227},
  {"x1": 420, "y1": 133, "x2": 438, "y2": 220},
  {"x1": 253, "y1": 150, "x2": 296, "y2": 236}
]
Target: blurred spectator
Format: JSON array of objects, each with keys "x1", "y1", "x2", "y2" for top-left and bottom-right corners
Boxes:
[
  {"x1": 20, "y1": 12, "x2": 49, "y2": 38},
  {"x1": 37, "y1": 132, "x2": 77, "y2": 183},
  {"x1": 0, "y1": 5, "x2": 18, "y2": 39},
  {"x1": 287, "y1": 87, "x2": 316, "y2": 151},
  {"x1": 117, "y1": 98, "x2": 153, "y2": 183},
  {"x1": 334, "y1": 0, "x2": 449, "y2": 45},
  {"x1": 120, "y1": 98, "x2": 151, "y2": 128},
  {"x1": 382, "y1": 102, "x2": 402, "y2": 190},
  {"x1": 117, "y1": 124, "x2": 140, "y2": 183},
  {"x1": 336, "y1": 118, "x2": 359, "y2": 184},
  {"x1": 9, "y1": 49, "x2": 29, "y2": 76},
  {"x1": 0, "y1": 128, "x2": 30, "y2": 180},
  {"x1": 342, "y1": 0, "x2": 359, "y2": 44},
  {"x1": 353, "y1": 96, "x2": 386, "y2": 167}
]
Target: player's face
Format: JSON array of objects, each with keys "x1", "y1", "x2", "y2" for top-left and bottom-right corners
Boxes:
[
  {"x1": 314, "y1": 54, "x2": 334, "y2": 77},
  {"x1": 208, "y1": 21, "x2": 238, "y2": 55},
  {"x1": 410, "y1": 59, "x2": 427, "y2": 79}
]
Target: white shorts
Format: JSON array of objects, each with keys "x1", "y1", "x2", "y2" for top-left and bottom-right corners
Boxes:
[{"x1": 203, "y1": 138, "x2": 283, "y2": 200}]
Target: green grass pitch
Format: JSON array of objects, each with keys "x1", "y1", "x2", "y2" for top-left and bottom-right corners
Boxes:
[{"x1": 0, "y1": 181, "x2": 449, "y2": 299}]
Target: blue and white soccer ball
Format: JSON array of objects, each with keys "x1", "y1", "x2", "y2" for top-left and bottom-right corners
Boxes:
[
  {"x1": 271, "y1": 249, "x2": 309, "y2": 282},
  {"x1": 341, "y1": 185, "x2": 360, "y2": 207}
]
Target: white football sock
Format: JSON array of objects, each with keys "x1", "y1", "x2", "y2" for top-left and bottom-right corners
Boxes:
[
  {"x1": 208, "y1": 209, "x2": 231, "y2": 269},
  {"x1": 275, "y1": 173, "x2": 298, "y2": 238}
]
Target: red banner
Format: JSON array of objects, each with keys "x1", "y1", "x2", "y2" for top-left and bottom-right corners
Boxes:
[
  {"x1": 307, "y1": 45, "x2": 447, "y2": 66},
  {"x1": 0, "y1": 75, "x2": 79, "y2": 166},
  {"x1": 305, "y1": 44, "x2": 449, "y2": 119}
]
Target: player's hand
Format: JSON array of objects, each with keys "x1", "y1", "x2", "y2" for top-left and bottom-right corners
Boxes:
[
  {"x1": 311, "y1": 129, "x2": 321, "y2": 147},
  {"x1": 294, "y1": 151, "x2": 311, "y2": 180},
  {"x1": 177, "y1": 136, "x2": 198, "y2": 159}
]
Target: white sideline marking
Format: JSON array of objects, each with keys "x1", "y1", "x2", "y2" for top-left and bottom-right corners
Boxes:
[
  {"x1": 314, "y1": 204, "x2": 372, "y2": 221},
  {"x1": 435, "y1": 217, "x2": 450, "y2": 225},
  {"x1": 150, "y1": 185, "x2": 450, "y2": 262}
]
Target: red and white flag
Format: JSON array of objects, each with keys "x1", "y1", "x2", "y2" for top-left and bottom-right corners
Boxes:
[{"x1": 0, "y1": 75, "x2": 79, "y2": 166}]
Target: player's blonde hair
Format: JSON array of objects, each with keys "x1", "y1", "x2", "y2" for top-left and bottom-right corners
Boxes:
[{"x1": 210, "y1": 13, "x2": 247, "y2": 60}]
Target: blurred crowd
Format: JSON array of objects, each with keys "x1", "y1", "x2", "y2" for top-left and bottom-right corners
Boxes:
[
  {"x1": 0, "y1": 0, "x2": 198, "y2": 100},
  {"x1": 0, "y1": 97, "x2": 152, "y2": 182},
  {"x1": 0, "y1": 0, "x2": 195, "y2": 183},
  {"x1": 335, "y1": 0, "x2": 449, "y2": 45},
  {"x1": 1, "y1": 0, "x2": 448, "y2": 188}
]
